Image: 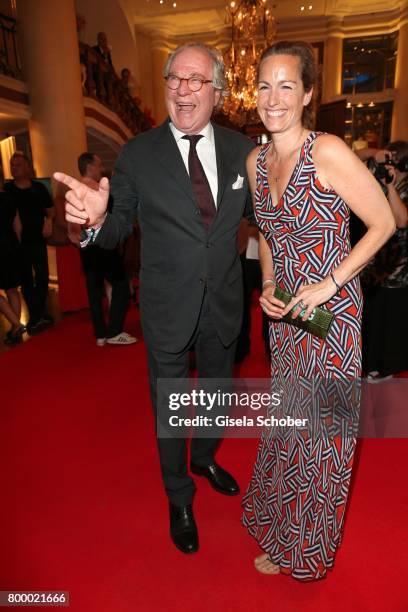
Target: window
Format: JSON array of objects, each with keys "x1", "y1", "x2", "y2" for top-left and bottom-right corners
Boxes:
[
  {"x1": 344, "y1": 101, "x2": 393, "y2": 149},
  {"x1": 342, "y1": 33, "x2": 398, "y2": 94}
]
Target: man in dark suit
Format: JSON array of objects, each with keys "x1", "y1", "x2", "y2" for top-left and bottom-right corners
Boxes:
[
  {"x1": 92, "y1": 32, "x2": 113, "y2": 67},
  {"x1": 55, "y1": 43, "x2": 254, "y2": 554}
]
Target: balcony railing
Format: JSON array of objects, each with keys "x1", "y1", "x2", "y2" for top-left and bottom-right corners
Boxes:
[
  {"x1": 79, "y1": 43, "x2": 152, "y2": 136},
  {"x1": 0, "y1": 13, "x2": 21, "y2": 78}
]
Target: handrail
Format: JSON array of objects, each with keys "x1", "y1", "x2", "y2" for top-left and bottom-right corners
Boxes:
[{"x1": 0, "y1": 24, "x2": 152, "y2": 137}]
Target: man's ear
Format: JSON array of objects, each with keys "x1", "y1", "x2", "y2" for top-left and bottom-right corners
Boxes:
[{"x1": 214, "y1": 89, "x2": 221, "y2": 108}]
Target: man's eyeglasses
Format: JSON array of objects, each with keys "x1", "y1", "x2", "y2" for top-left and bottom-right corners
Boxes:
[{"x1": 164, "y1": 75, "x2": 213, "y2": 92}]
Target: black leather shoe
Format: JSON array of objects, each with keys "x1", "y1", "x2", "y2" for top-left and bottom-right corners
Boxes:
[
  {"x1": 169, "y1": 503, "x2": 199, "y2": 554},
  {"x1": 191, "y1": 462, "x2": 240, "y2": 496}
]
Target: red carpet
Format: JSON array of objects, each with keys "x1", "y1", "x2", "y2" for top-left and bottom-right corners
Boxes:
[{"x1": 0, "y1": 304, "x2": 407, "y2": 611}]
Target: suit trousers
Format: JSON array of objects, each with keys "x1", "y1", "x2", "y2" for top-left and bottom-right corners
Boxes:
[
  {"x1": 20, "y1": 239, "x2": 49, "y2": 323},
  {"x1": 236, "y1": 255, "x2": 270, "y2": 358},
  {"x1": 80, "y1": 245, "x2": 130, "y2": 339},
  {"x1": 147, "y1": 291, "x2": 237, "y2": 507}
]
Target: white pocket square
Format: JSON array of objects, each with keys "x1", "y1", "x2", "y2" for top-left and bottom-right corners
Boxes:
[{"x1": 232, "y1": 174, "x2": 244, "y2": 190}]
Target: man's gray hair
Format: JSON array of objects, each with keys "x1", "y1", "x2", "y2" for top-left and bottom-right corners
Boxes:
[{"x1": 163, "y1": 43, "x2": 228, "y2": 108}]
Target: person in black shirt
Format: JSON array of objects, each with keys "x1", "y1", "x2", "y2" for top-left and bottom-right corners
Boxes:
[
  {"x1": 5, "y1": 152, "x2": 55, "y2": 334},
  {"x1": 0, "y1": 166, "x2": 25, "y2": 344}
]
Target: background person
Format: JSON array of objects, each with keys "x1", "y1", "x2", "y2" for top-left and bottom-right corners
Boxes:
[
  {"x1": 0, "y1": 165, "x2": 24, "y2": 345},
  {"x1": 92, "y1": 32, "x2": 113, "y2": 67},
  {"x1": 74, "y1": 153, "x2": 136, "y2": 347},
  {"x1": 5, "y1": 152, "x2": 55, "y2": 334},
  {"x1": 120, "y1": 67, "x2": 141, "y2": 102},
  {"x1": 235, "y1": 219, "x2": 270, "y2": 362},
  {"x1": 360, "y1": 141, "x2": 408, "y2": 381},
  {"x1": 242, "y1": 40, "x2": 395, "y2": 579}
]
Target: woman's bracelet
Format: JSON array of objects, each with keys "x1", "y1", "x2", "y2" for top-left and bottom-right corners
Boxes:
[
  {"x1": 262, "y1": 279, "x2": 276, "y2": 289},
  {"x1": 330, "y1": 270, "x2": 341, "y2": 293}
]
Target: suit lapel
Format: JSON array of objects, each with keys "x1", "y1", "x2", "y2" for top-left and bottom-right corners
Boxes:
[
  {"x1": 153, "y1": 120, "x2": 196, "y2": 205},
  {"x1": 152, "y1": 121, "x2": 239, "y2": 235},
  {"x1": 214, "y1": 123, "x2": 232, "y2": 209}
]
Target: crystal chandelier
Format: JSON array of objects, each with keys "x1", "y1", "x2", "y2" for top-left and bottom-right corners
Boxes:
[{"x1": 223, "y1": 0, "x2": 276, "y2": 126}]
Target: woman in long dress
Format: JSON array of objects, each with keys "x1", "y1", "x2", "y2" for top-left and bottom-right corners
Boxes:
[{"x1": 242, "y1": 41, "x2": 395, "y2": 580}]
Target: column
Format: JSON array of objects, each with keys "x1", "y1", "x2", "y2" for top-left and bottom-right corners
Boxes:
[
  {"x1": 17, "y1": 0, "x2": 87, "y2": 177},
  {"x1": 135, "y1": 31, "x2": 155, "y2": 114},
  {"x1": 17, "y1": 0, "x2": 88, "y2": 310},
  {"x1": 392, "y1": 16, "x2": 408, "y2": 140},
  {"x1": 322, "y1": 19, "x2": 343, "y2": 103}
]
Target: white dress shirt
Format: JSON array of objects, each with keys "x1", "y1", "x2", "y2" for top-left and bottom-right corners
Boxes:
[{"x1": 169, "y1": 122, "x2": 218, "y2": 206}]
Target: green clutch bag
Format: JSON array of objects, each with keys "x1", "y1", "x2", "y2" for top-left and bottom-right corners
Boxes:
[{"x1": 273, "y1": 285, "x2": 334, "y2": 340}]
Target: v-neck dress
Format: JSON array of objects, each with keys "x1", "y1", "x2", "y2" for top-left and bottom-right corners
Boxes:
[{"x1": 242, "y1": 132, "x2": 363, "y2": 580}]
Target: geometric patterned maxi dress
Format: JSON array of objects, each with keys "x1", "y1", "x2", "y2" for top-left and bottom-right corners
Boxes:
[{"x1": 242, "y1": 132, "x2": 363, "y2": 580}]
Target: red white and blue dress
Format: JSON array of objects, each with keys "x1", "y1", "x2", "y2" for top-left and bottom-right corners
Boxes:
[{"x1": 242, "y1": 132, "x2": 363, "y2": 580}]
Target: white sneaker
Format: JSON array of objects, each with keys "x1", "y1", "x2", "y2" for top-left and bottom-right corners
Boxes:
[
  {"x1": 366, "y1": 372, "x2": 393, "y2": 384},
  {"x1": 96, "y1": 338, "x2": 107, "y2": 347},
  {"x1": 106, "y1": 332, "x2": 137, "y2": 345}
]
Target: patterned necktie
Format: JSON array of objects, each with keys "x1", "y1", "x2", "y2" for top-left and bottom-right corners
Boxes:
[{"x1": 182, "y1": 134, "x2": 216, "y2": 232}]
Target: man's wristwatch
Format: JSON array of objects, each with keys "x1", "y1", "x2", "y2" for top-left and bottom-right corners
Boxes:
[{"x1": 79, "y1": 215, "x2": 106, "y2": 248}]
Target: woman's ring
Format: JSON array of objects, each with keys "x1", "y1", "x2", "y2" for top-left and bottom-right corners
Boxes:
[{"x1": 299, "y1": 299, "x2": 307, "y2": 310}]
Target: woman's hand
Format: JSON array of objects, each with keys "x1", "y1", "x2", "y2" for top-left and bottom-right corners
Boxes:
[
  {"x1": 259, "y1": 285, "x2": 285, "y2": 319},
  {"x1": 282, "y1": 277, "x2": 337, "y2": 321}
]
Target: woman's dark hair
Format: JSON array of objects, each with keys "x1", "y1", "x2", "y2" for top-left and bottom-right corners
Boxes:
[{"x1": 259, "y1": 40, "x2": 317, "y2": 128}]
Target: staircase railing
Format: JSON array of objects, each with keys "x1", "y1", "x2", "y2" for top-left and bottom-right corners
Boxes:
[
  {"x1": 79, "y1": 42, "x2": 152, "y2": 136},
  {"x1": 0, "y1": 13, "x2": 21, "y2": 78}
]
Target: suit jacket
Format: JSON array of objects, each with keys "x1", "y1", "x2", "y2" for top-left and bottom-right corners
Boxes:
[
  {"x1": 96, "y1": 119, "x2": 255, "y2": 352},
  {"x1": 92, "y1": 45, "x2": 113, "y2": 67}
]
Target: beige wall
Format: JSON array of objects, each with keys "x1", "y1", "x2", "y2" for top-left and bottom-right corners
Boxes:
[
  {"x1": 75, "y1": 0, "x2": 138, "y2": 85},
  {"x1": 134, "y1": 31, "x2": 155, "y2": 114},
  {"x1": 151, "y1": 47, "x2": 169, "y2": 125}
]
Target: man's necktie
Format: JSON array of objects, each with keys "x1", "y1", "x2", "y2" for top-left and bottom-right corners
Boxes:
[{"x1": 182, "y1": 134, "x2": 216, "y2": 232}]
